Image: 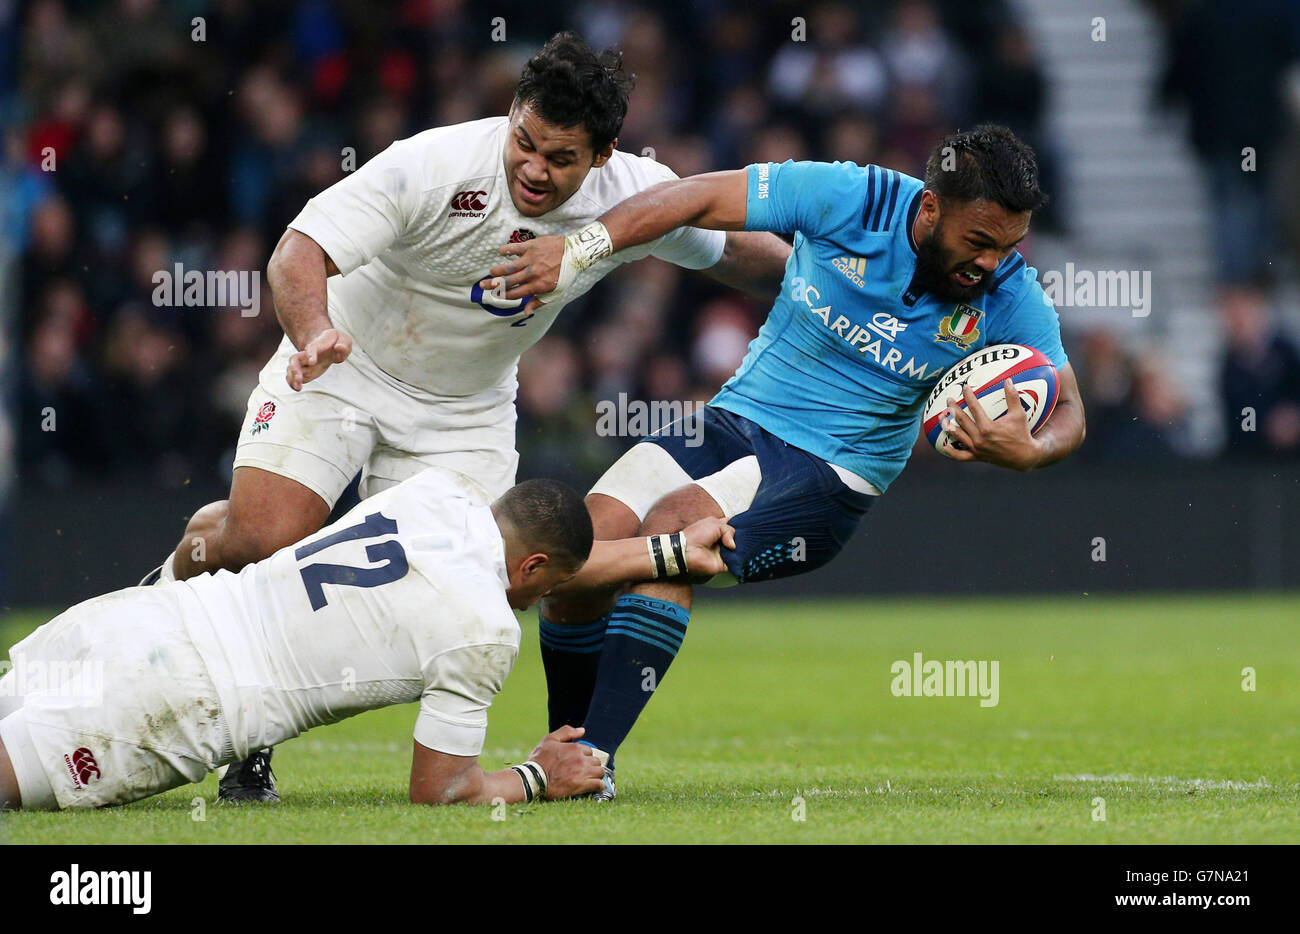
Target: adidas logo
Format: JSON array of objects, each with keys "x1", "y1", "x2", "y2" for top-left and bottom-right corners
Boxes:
[{"x1": 833, "y1": 255, "x2": 866, "y2": 287}]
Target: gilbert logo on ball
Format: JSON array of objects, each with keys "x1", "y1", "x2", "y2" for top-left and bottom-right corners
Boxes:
[{"x1": 922, "y1": 343, "x2": 1059, "y2": 458}]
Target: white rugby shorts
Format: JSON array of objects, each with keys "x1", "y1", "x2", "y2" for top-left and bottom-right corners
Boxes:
[
  {"x1": 0, "y1": 587, "x2": 234, "y2": 810},
  {"x1": 233, "y1": 337, "x2": 519, "y2": 508}
]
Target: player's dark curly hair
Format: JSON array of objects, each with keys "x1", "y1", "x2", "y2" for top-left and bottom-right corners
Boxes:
[
  {"x1": 494, "y1": 478, "x2": 594, "y2": 569},
  {"x1": 513, "y1": 31, "x2": 634, "y2": 153},
  {"x1": 924, "y1": 124, "x2": 1048, "y2": 214}
]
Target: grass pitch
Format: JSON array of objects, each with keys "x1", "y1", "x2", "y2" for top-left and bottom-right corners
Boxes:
[{"x1": 2, "y1": 593, "x2": 1297, "y2": 844}]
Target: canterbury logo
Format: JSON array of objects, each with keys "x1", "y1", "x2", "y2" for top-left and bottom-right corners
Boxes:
[
  {"x1": 67, "y1": 747, "x2": 101, "y2": 787},
  {"x1": 833, "y1": 255, "x2": 867, "y2": 287},
  {"x1": 449, "y1": 190, "x2": 488, "y2": 214}
]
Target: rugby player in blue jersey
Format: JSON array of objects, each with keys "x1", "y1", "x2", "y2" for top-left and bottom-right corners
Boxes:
[{"x1": 490, "y1": 125, "x2": 1086, "y2": 798}]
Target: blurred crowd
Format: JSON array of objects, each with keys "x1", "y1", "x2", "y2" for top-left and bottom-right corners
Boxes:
[{"x1": 4, "y1": 0, "x2": 1299, "y2": 497}]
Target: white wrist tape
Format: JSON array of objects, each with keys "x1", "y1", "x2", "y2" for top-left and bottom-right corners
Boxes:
[
  {"x1": 647, "y1": 532, "x2": 689, "y2": 579},
  {"x1": 512, "y1": 759, "x2": 548, "y2": 802},
  {"x1": 538, "y1": 221, "x2": 613, "y2": 302}
]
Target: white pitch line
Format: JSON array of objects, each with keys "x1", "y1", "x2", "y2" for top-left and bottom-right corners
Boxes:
[{"x1": 1053, "y1": 773, "x2": 1276, "y2": 791}]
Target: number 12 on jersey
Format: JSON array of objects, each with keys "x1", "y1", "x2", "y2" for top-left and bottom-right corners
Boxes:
[{"x1": 294, "y1": 512, "x2": 410, "y2": 611}]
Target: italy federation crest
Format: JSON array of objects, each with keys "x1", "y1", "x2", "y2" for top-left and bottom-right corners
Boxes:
[{"x1": 935, "y1": 305, "x2": 983, "y2": 350}]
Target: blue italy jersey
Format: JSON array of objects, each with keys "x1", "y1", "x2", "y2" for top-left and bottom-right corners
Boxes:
[{"x1": 711, "y1": 160, "x2": 1068, "y2": 492}]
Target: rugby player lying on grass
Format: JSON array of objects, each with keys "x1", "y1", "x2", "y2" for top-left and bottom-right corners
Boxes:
[
  {"x1": 0, "y1": 470, "x2": 734, "y2": 810},
  {"x1": 490, "y1": 125, "x2": 1087, "y2": 799}
]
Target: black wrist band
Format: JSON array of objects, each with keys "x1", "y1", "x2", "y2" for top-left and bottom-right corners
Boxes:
[
  {"x1": 669, "y1": 531, "x2": 688, "y2": 575},
  {"x1": 649, "y1": 534, "x2": 667, "y2": 578}
]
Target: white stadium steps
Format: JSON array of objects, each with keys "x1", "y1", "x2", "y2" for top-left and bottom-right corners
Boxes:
[{"x1": 1008, "y1": 0, "x2": 1222, "y2": 452}]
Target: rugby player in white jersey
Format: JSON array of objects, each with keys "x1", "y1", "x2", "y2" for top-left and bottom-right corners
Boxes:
[
  {"x1": 141, "y1": 32, "x2": 789, "y2": 798},
  {"x1": 0, "y1": 470, "x2": 736, "y2": 810}
]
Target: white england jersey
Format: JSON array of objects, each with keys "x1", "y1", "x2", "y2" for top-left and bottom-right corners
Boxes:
[
  {"x1": 174, "y1": 469, "x2": 520, "y2": 759},
  {"x1": 287, "y1": 116, "x2": 726, "y2": 401}
]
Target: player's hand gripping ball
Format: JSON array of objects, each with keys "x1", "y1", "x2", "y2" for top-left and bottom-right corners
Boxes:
[{"x1": 922, "y1": 343, "x2": 1059, "y2": 459}]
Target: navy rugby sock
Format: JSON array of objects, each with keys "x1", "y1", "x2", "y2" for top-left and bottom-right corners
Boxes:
[
  {"x1": 582, "y1": 594, "x2": 689, "y2": 769},
  {"x1": 539, "y1": 613, "x2": 609, "y2": 732}
]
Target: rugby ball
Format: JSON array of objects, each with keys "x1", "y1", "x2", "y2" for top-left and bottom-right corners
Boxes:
[{"x1": 922, "y1": 343, "x2": 1059, "y2": 458}]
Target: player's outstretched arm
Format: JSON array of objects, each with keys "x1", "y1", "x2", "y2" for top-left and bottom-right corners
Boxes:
[
  {"x1": 943, "y1": 363, "x2": 1086, "y2": 471},
  {"x1": 409, "y1": 726, "x2": 606, "y2": 805},
  {"x1": 489, "y1": 170, "x2": 751, "y2": 301},
  {"x1": 545, "y1": 516, "x2": 737, "y2": 597},
  {"x1": 267, "y1": 228, "x2": 353, "y2": 391},
  {"x1": 703, "y1": 230, "x2": 792, "y2": 297}
]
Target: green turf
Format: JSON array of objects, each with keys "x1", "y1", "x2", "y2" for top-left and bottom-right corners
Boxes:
[{"x1": 2, "y1": 593, "x2": 1297, "y2": 843}]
